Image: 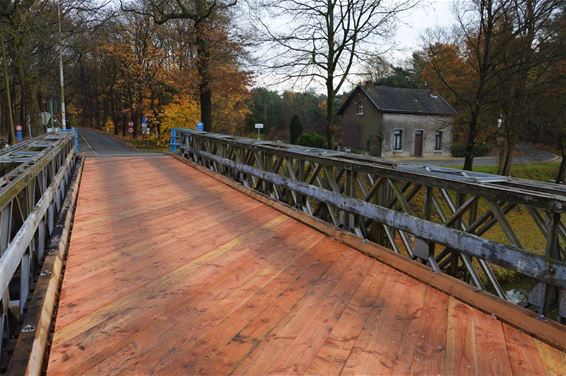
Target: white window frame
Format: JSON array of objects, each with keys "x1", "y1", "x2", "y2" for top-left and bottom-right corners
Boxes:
[
  {"x1": 393, "y1": 129, "x2": 403, "y2": 151},
  {"x1": 434, "y1": 130, "x2": 443, "y2": 151}
]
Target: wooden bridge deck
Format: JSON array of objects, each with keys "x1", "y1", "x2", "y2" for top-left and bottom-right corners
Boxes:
[{"x1": 47, "y1": 156, "x2": 566, "y2": 375}]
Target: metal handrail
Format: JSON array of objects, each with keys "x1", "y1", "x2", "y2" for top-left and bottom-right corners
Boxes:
[
  {"x1": 176, "y1": 130, "x2": 566, "y2": 321},
  {"x1": 0, "y1": 132, "x2": 76, "y2": 365}
]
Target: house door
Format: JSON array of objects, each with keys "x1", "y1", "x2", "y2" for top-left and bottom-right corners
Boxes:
[{"x1": 414, "y1": 130, "x2": 423, "y2": 157}]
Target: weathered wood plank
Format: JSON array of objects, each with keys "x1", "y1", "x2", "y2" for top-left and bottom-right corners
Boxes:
[{"x1": 46, "y1": 156, "x2": 566, "y2": 375}]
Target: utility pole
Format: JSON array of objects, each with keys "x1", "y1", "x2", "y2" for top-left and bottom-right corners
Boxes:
[
  {"x1": 57, "y1": 0, "x2": 66, "y2": 129},
  {"x1": 1, "y1": 37, "x2": 15, "y2": 143}
]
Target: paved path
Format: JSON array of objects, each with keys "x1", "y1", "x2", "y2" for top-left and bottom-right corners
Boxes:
[
  {"x1": 47, "y1": 156, "x2": 566, "y2": 375},
  {"x1": 394, "y1": 144, "x2": 558, "y2": 167},
  {"x1": 78, "y1": 128, "x2": 162, "y2": 156}
]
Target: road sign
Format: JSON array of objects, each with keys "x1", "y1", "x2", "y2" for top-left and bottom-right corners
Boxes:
[
  {"x1": 16, "y1": 125, "x2": 23, "y2": 131},
  {"x1": 141, "y1": 116, "x2": 148, "y2": 127},
  {"x1": 196, "y1": 122, "x2": 204, "y2": 132},
  {"x1": 40, "y1": 112, "x2": 52, "y2": 126},
  {"x1": 255, "y1": 124, "x2": 263, "y2": 140}
]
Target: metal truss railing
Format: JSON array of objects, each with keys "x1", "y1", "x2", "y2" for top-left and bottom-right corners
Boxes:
[
  {"x1": 176, "y1": 130, "x2": 566, "y2": 322},
  {"x1": 0, "y1": 132, "x2": 76, "y2": 368}
]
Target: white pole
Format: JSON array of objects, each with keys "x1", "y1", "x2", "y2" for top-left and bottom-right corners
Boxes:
[{"x1": 57, "y1": 0, "x2": 66, "y2": 129}]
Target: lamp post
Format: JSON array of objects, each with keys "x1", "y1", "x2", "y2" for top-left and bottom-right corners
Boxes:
[{"x1": 57, "y1": 0, "x2": 66, "y2": 129}]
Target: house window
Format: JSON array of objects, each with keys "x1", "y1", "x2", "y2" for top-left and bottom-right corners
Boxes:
[
  {"x1": 356, "y1": 102, "x2": 364, "y2": 115},
  {"x1": 393, "y1": 129, "x2": 403, "y2": 150},
  {"x1": 435, "y1": 130, "x2": 443, "y2": 150}
]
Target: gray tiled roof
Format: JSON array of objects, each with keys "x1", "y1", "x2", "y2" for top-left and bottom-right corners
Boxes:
[{"x1": 342, "y1": 85, "x2": 457, "y2": 116}]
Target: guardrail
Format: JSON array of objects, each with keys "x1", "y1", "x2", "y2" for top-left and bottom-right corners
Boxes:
[
  {"x1": 0, "y1": 132, "x2": 77, "y2": 369},
  {"x1": 175, "y1": 130, "x2": 566, "y2": 322}
]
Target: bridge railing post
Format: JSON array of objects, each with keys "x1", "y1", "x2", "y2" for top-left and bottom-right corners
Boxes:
[{"x1": 170, "y1": 128, "x2": 180, "y2": 153}]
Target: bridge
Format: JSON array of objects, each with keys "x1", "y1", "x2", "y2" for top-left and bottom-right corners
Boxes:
[{"x1": 0, "y1": 129, "x2": 565, "y2": 375}]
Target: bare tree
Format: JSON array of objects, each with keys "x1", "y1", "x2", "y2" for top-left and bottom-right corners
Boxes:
[
  {"x1": 255, "y1": 0, "x2": 417, "y2": 148},
  {"x1": 453, "y1": 0, "x2": 511, "y2": 171},
  {"x1": 494, "y1": 0, "x2": 562, "y2": 175}
]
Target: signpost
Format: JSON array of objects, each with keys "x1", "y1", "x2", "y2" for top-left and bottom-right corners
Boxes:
[
  {"x1": 16, "y1": 125, "x2": 23, "y2": 143},
  {"x1": 141, "y1": 116, "x2": 149, "y2": 145},
  {"x1": 196, "y1": 121, "x2": 204, "y2": 132},
  {"x1": 141, "y1": 116, "x2": 148, "y2": 133},
  {"x1": 127, "y1": 121, "x2": 134, "y2": 138},
  {"x1": 255, "y1": 123, "x2": 264, "y2": 140}
]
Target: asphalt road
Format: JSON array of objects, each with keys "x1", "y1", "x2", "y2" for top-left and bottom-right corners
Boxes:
[
  {"x1": 393, "y1": 144, "x2": 557, "y2": 166},
  {"x1": 79, "y1": 128, "x2": 162, "y2": 156}
]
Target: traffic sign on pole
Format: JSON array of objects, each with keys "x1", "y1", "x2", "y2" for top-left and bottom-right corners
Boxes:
[
  {"x1": 255, "y1": 123, "x2": 264, "y2": 140},
  {"x1": 16, "y1": 125, "x2": 23, "y2": 142}
]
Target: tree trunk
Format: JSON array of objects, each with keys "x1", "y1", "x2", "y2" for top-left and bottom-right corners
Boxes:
[
  {"x1": 196, "y1": 30, "x2": 212, "y2": 132},
  {"x1": 556, "y1": 134, "x2": 566, "y2": 184},
  {"x1": 326, "y1": 86, "x2": 335, "y2": 149},
  {"x1": 497, "y1": 135, "x2": 513, "y2": 176},
  {"x1": 556, "y1": 157, "x2": 566, "y2": 184},
  {"x1": 463, "y1": 106, "x2": 479, "y2": 171}
]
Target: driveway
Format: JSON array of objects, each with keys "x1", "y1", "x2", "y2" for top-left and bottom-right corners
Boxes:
[
  {"x1": 79, "y1": 128, "x2": 163, "y2": 156},
  {"x1": 391, "y1": 144, "x2": 558, "y2": 166}
]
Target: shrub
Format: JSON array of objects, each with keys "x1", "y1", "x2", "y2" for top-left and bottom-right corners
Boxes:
[
  {"x1": 289, "y1": 114, "x2": 303, "y2": 144},
  {"x1": 451, "y1": 143, "x2": 491, "y2": 157},
  {"x1": 296, "y1": 132, "x2": 325, "y2": 148}
]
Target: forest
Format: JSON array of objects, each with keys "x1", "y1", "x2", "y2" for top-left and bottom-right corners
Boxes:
[{"x1": 0, "y1": 0, "x2": 564, "y2": 175}]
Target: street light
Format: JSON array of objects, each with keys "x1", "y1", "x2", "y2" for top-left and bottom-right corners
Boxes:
[{"x1": 57, "y1": 0, "x2": 66, "y2": 129}]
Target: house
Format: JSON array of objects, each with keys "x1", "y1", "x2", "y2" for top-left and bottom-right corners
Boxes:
[{"x1": 338, "y1": 85, "x2": 457, "y2": 157}]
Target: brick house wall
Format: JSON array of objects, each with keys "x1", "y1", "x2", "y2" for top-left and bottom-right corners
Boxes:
[{"x1": 338, "y1": 90, "x2": 383, "y2": 156}]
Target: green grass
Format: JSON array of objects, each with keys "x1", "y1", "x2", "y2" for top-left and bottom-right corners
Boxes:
[
  {"x1": 446, "y1": 161, "x2": 561, "y2": 182},
  {"x1": 437, "y1": 161, "x2": 563, "y2": 284}
]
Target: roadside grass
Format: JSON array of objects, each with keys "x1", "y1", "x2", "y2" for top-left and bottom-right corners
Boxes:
[
  {"x1": 438, "y1": 161, "x2": 563, "y2": 286},
  {"x1": 112, "y1": 133, "x2": 168, "y2": 152},
  {"x1": 447, "y1": 161, "x2": 561, "y2": 182}
]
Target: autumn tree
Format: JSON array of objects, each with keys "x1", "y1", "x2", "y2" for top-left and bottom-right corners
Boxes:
[
  {"x1": 493, "y1": 0, "x2": 563, "y2": 175},
  {"x1": 289, "y1": 114, "x2": 303, "y2": 144},
  {"x1": 0, "y1": 0, "x2": 109, "y2": 142},
  {"x1": 121, "y1": 0, "x2": 239, "y2": 132}
]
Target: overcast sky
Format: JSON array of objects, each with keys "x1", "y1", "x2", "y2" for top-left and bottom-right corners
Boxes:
[
  {"x1": 252, "y1": 0, "x2": 459, "y2": 92},
  {"x1": 388, "y1": 0, "x2": 456, "y2": 63}
]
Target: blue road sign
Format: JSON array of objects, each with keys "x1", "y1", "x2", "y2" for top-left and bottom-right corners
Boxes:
[
  {"x1": 16, "y1": 130, "x2": 23, "y2": 142},
  {"x1": 196, "y1": 122, "x2": 204, "y2": 132},
  {"x1": 141, "y1": 116, "x2": 148, "y2": 127}
]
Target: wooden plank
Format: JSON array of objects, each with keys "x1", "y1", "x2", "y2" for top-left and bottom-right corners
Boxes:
[
  {"x1": 503, "y1": 323, "x2": 547, "y2": 375},
  {"x1": 45, "y1": 156, "x2": 566, "y2": 375},
  {"x1": 444, "y1": 298, "x2": 479, "y2": 375},
  {"x1": 264, "y1": 252, "x2": 373, "y2": 374},
  {"x1": 196, "y1": 239, "x2": 346, "y2": 375},
  {"x1": 534, "y1": 338, "x2": 566, "y2": 376},
  {"x1": 305, "y1": 262, "x2": 390, "y2": 376},
  {"x1": 409, "y1": 287, "x2": 449, "y2": 375},
  {"x1": 48, "y1": 215, "x2": 290, "y2": 373},
  {"x1": 176, "y1": 156, "x2": 566, "y2": 351},
  {"x1": 339, "y1": 271, "x2": 405, "y2": 375},
  {"x1": 471, "y1": 307, "x2": 513, "y2": 376},
  {"x1": 91, "y1": 224, "x2": 327, "y2": 375},
  {"x1": 231, "y1": 248, "x2": 362, "y2": 375}
]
